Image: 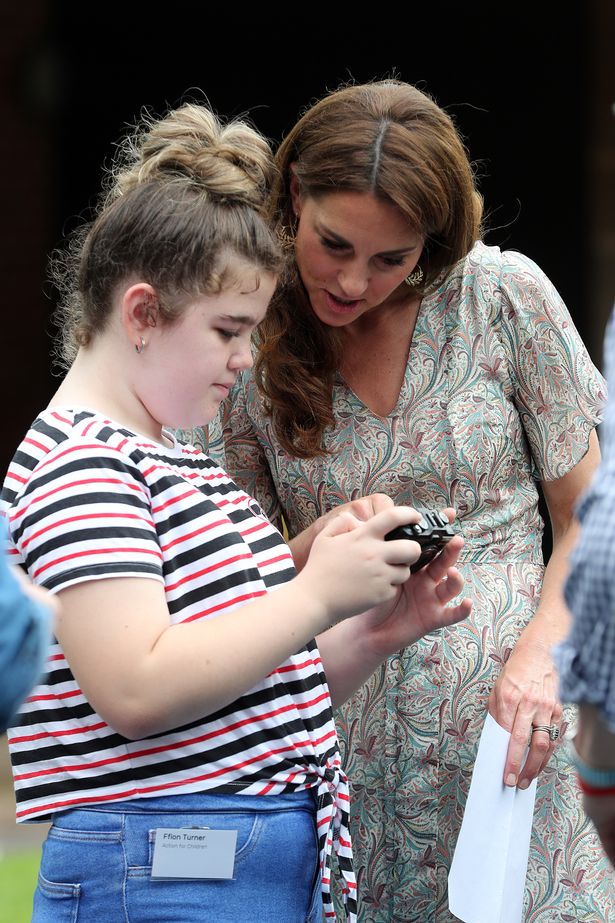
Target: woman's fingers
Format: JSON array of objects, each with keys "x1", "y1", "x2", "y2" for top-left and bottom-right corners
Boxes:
[
  {"x1": 434, "y1": 567, "x2": 465, "y2": 603},
  {"x1": 518, "y1": 700, "x2": 563, "y2": 785},
  {"x1": 423, "y1": 535, "x2": 464, "y2": 580},
  {"x1": 490, "y1": 693, "x2": 561, "y2": 788}
]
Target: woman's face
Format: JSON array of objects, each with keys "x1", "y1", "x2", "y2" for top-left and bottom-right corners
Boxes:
[{"x1": 290, "y1": 185, "x2": 424, "y2": 328}]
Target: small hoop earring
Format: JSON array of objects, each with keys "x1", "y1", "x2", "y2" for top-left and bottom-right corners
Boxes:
[
  {"x1": 135, "y1": 337, "x2": 145, "y2": 354},
  {"x1": 405, "y1": 266, "x2": 424, "y2": 287}
]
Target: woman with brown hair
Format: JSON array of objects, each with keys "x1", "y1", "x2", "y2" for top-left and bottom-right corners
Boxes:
[{"x1": 211, "y1": 80, "x2": 614, "y2": 920}]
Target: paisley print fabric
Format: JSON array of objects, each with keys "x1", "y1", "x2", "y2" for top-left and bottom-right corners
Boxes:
[{"x1": 208, "y1": 242, "x2": 614, "y2": 921}]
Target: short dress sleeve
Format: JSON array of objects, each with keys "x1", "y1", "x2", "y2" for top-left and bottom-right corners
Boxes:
[{"x1": 496, "y1": 249, "x2": 606, "y2": 480}]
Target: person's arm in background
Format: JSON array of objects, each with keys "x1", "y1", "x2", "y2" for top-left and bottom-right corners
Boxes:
[
  {"x1": 572, "y1": 704, "x2": 615, "y2": 865},
  {"x1": 556, "y1": 305, "x2": 615, "y2": 866},
  {"x1": 0, "y1": 550, "x2": 55, "y2": 732},
  {"x1": 558, "y1": 461, "x2": 615, "y2": 867}
]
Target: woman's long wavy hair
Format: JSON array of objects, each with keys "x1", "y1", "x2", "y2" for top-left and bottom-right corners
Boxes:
[{"x1": 256, "y1": 80, "x2": 483, "y2": 458}]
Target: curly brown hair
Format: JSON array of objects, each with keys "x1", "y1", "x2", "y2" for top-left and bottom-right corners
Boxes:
[{"x1": 256, "y1": 80, "x2": 483, "y2": 458}]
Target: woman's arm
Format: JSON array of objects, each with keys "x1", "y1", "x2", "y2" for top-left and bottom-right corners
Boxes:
[{"x1": 489, "y1": 429, "x2": 601, "y2": 787}]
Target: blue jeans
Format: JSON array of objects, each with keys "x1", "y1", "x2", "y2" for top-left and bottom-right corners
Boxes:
[{"x1": 31, "y1": 791, "x2": 322, "y2": 923}]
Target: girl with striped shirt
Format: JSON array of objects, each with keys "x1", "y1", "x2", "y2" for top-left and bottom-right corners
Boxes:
[{"x1": 1, "y1": 102, "x2": 470, "y2": 923}]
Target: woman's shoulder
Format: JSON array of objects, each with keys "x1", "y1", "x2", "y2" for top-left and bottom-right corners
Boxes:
[
  {"x1": 454, "y1": 240, "x2": 544, "y2": 283},
  {"x1": 442, "y1": 241, "x2": 559, "y2": 311},
  {"x1": 434, "y1": 241, "x2": 508, "y2": 314}
]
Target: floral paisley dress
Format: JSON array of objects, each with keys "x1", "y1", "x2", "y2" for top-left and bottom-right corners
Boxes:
[{"x1": 207, "y1": 242, "x2": 615, "y2": 922}]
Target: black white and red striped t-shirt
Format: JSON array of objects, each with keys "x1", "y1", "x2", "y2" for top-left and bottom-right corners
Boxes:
[{"x1": 1, "y1": 407, "x2": 344, "y2": 819}]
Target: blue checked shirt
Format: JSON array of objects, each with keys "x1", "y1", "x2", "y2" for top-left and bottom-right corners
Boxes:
[{"x1": 558, "y1": 307, "x2": 615, "y2": 731}]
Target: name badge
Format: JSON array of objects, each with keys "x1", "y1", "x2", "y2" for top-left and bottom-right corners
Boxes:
[{"x1": 151, "y1": 827, "x2": 238, "y2": 880}]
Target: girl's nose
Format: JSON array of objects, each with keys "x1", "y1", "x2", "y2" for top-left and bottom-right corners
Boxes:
[{"x1": 228, "y1": 341, "x2": 253, "y2": 371}]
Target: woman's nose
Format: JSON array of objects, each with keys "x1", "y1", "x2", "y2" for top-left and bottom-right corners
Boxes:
[{"x1": 338, "y1": 263, "x2": 369, "y2": 298}]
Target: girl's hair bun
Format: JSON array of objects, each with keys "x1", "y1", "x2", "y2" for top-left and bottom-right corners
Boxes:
[{"x1": 104, "y1": 103, "x2": 275, "y2": 212}]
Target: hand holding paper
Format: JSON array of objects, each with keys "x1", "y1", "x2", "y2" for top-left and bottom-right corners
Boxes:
[{"x1": 448, "y1": 714, "x2": 537, "y2": 923}]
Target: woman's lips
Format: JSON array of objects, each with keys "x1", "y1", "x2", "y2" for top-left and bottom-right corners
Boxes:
[{"x1": 324, "y1": 290, "x2": 361, "y2": 314}]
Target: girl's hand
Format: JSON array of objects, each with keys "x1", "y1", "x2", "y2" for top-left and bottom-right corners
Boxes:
[
  {"x1": 289, "y1": 493, "x2": 395, "y2": 571},
  {"x1": 312, "y1": 509, "x2": 471, "y2": 707},
  {"x1": 298, "y1": 505, "x2": 423, "y2": 626}
]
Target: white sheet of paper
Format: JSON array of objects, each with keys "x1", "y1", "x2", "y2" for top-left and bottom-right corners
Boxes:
[{"x1": 448, "y1": 713, "x2": 537, "y2": 923}]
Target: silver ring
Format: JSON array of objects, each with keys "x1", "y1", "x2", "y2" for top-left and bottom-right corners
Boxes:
[{"x1": 531, "y1": 724, "x2": 560, "y2": 741}]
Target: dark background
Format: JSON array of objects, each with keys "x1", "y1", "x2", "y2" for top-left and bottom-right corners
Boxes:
[{"x1": 2, "y1": 2, "x2": 614, "y2": 478}]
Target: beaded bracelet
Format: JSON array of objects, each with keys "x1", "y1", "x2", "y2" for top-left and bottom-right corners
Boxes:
[{"x1": 573, "y1": 750, "x2": 615, "y2": 796}]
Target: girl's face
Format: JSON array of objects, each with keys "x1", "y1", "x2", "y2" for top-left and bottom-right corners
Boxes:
[
  {"x1": 290, "y1": 186, "x2": 424, "y2": 328},
  {"x1": 135, "y1": 264, "x2": 276, "y2": 429}
]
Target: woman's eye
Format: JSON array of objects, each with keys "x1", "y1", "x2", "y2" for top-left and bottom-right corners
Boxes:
[
  {"x1": 380, "y1": 256, "x2": 405, "y2": 267},
  {"x1": 321, "y1": 237, "x2": 347, "y2": 252},
  {"x1": 218, "y1": 329, "x2": 239, "y2": 340}
]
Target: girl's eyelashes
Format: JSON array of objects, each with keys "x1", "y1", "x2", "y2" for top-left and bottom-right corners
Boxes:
[{"x1": 217, "y1": 329, "x2": 240, "y2": 340}]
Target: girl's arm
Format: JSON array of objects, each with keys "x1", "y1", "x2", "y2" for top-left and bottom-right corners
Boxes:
[{"x1": 53, "y1": 506, "x2": 427, "y2": 739}]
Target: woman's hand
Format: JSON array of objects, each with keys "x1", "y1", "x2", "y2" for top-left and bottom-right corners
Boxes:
[
  {"x1": 487, "y1": 433, "x2": 602, "y2": 789},
  {"x1": 488, "y1": 639, "x2": 562, "y2": 788},
  {"x1": 355, "y1": 533, "x2": 472, "y2": 657},
  {"x1": 316, "y1": 521, "x2": 472, "y2": 707}
]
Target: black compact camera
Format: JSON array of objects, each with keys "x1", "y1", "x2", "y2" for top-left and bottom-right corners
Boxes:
[{"x1": 385, "y1": 510, "x2": 455, "y2": 572}]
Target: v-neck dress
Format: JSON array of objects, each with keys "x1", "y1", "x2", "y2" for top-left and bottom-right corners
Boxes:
[{"x1": 206, "y1": 242, "x2": 614, "y2": 921}]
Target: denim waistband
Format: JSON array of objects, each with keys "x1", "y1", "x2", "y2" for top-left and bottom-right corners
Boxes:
[{"x1": 71, "y1": 790, "x2": 317, "y2": 816}]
